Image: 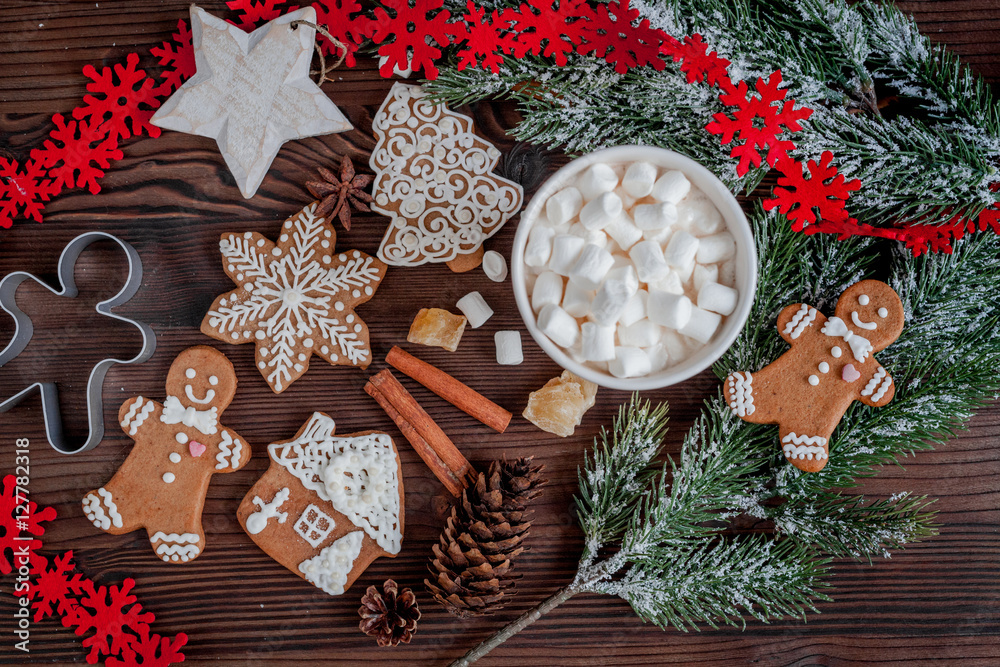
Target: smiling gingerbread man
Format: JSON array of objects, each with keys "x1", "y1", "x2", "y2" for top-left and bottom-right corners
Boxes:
[
  {"x1": 724, "y1": 280, "x2": 904, "y2": 472},
  {"x1": 82, "y1": 346, "x2": 251, "y2": 562}
]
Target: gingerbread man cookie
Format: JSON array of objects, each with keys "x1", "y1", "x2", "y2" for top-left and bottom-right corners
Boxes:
[
  {"x1": 724, "y1": 280, "x2": 904, "y2": 472},
  {"x1": 82, "y1": 346, "x2": 252, "y2": 563}
]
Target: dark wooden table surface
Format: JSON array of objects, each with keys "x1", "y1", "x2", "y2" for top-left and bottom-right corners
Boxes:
[{"x1": 2, "y1": 1, "x2": 999, "y2": 665}]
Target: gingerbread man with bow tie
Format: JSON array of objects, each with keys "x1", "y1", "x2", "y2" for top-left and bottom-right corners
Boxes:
[
  {"x1": 724, "y1": 280, "x2": 904, "y2": 472},
  {"x1": 82, "y1": 346, "x2": 251, "y2": 562}
]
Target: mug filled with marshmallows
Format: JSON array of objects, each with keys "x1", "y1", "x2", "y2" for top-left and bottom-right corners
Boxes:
[{"x1": 511, "y1": 146, "x2": 757, "y2": 390}]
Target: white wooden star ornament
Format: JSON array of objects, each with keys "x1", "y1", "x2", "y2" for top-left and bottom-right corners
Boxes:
[{"x1": 151, "y1": 5, "x2": 352, "y2": 198}]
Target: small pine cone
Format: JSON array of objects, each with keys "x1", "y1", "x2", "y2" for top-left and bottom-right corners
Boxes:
[
  {"x1": 358, "y1": 579, "x2": 420, "y2": 647},
  {"x1": 426, "y1": 457, "x2": 546, "y2": 617}
]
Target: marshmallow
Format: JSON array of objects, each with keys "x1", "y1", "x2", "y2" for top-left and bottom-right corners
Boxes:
[
  {"x1": 590, "y1": 266, "x2": 638, "y2": 326},
  {"x1": 524, "y1": 224, "x2": 555, "y2": 268},
  {"x1": 605, "y1": 212, "x2": 643, "y2": 251},
  {"x1": 546, "y1": 186, "x2": 583, "y2": 225},
  {"x1": 651, "y1": 170, "x2": 691, "y2": 203},
  {"x1": 456, "y1": 291, "x2": 493, "y2": 328},
  {"x1": 618, "y1": 289, "x2": 647, "y2": 327},
  {"x1": 679, "y1": 305, "x2": 721, "y2": 343},
  {"x1": 719, "y1": 258, "x2": 736, "y2": 287},
  {"x1": 647, "y1": 291, "x2": 692, "y2": 330},
  {"x1": 649, "y1": 270, "x2": 683, "y2": 295},
  {"x1": 628, "y1": 240, "x2": 669, "y2": 283},
  {"x1": 683, "y1": 201, "x2": 726, "y2": 236},
  {"x1": 633, "y1": 202, "x2": 678, "y2": 230},
  {"x1": 549, "y1": 234, "x2": 586, "y2": 275},
  {"x1": 697, "y1": 282, "x2": 739, "y2": 316},
  {"x1": 663, "y1": 230, "x2": 700, "y2": 268},
  {"x1": 693, "y1": 264, "x2": 719, "y2": 294},
  {"x1": 696, "y1": 231, "x2": 736, "y2": 264},
  {"x1": 483, "y1": 250, "x2": 508, "y2": 282},
  {"x1": 618, "y1": 319, "x2": 662, "y2": 348},
  {"x1": 580, "y1": 322, "x2": 615, "y2": 361},
  {"x1": 562, "y1": 280, "x2": 595, "y2": 318},
  {"x1": 579, "y1": 192, "x2": 623, "y2": 230},
  {"x1": 674, "y1": 256, "x2": 696, "y2": 284},
  {"x1": 642, "y1": 225, "x2": 673, "y2": 245},
  {"x1": 609, "y1": 347, "x2": 652, "y2": 378},
  {"x1": 531, "y1": 271, "x2": 564, "y2": 312},
  {"x1": 644, "y1": 344, "x2": 669, "y2": 372},
  {"x1": 537, "y1": 303, "x2": 580, "y2": 348},
  {"x1": 569, "y1": 222, "x2": 608, "y2": 248},
  {"x1": 622, "y1": 162, "x2": 658, "y2": 198},
  {"x1": 661, "y1": 329, "x2": 690, "y2": 362},
  {"x1": 568, "y1": 244, "x2": 614, "y2": 292},
  {"x1": 576, "y1": 163, "x2": 618, "y2": 201},
  {"x1": 495, "y1": 330, "x2": 523, "y2": 365}
]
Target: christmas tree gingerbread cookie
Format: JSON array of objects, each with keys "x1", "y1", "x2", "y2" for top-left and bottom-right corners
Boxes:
[
  {"x1": 724, "y1": 280, "x2": 904, "y2": 472},
  {"x1": 237, "y1": 412, "x2": 403, "y2": 597},
  {"x1": 82, "y1": 346, "x2": 251, "y2": 563}
]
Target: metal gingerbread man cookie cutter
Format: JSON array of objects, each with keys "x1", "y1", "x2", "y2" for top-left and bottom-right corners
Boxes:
[{"x1": 0, "y1": 232, "x2": 156, "y2": 454}]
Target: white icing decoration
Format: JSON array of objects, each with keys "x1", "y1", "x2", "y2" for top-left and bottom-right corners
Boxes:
[
  {"x1": 185, "y1": 368, "x2": 196, "y2": 378},
  {"x1": 298, "y1": 530, "x2": 365, "y2": 596},
  {"x1": 872, "y1": 373, "x2": 893, "y2": 402},
  {"x1": 294, "y1": 503, "x2": 336, "y2": 547},
  {"x1": 822, "y1": 317, "x2": 873, "y2": 363},
  {"x1": 268, "y1": 413, "x2": 402, "y2": 554},
  {"x1": 150, "y1": 532, "x2": 201, "y2": 563},
  {"x1": 83, "y1": 487, "x2": 124, "y2": 530},
  {"x1": 781, "y1": 433, "x2": 829, "y2": 461},
  {"x1": 728, "y1": 372, "x2": 755, "y2": 417},
  {"x1": 818, "y1": 362, "x2": 829, "y2": 373},
  {"x1": 851, "y1": 311, "x2": 877, "y2": 330},
  {"x1": 122, "y1": 398, "x2": 154, "y2": 436},
  {"x1": 176, "y1": 432, "x2": 188, "y2": 444},
  {"x1": 163, "y1": 472, "x2": 176, "y2": 483},
  {"x1": 783, "y1": 304, "x2": 817, "y2": 339},
  {"x1": 861, "y1": 366, "x2": 886, "y2": 397},
  {"x1": 184, "y1": 384, "x2": 216, "y2": 404},
  {"x1": 215, "y1": 431, "x2": 243, "y2": 470},
  {"x1": 858, "y1": 294, "x2": 869, "y2": 305},
  {"x1": 808, "y1": 375, "x2": 819, "y2": 386},
  {"x1": 209, "y1": 375, "x2": 219, "y2": 385},
  {"x1": 831, "y1": 346, "x2": 842, "y2": 358},
  {"x1": 246, "y1": 488, "x2": 290, "y2": 535},
  {"x1": 206, "y1": 204, "x2": 383, "y2": 391},
  {"x1": 878, "y1": 307, "x2": 888, "y2": 318},
  {"x1": 169, "y1": 452, "x2": 182, "y2": 463},
  {"x1": 160, "y1": 396, "x2": 218, "y2": 435},
  {"x1": 369, "y1": 83, "x2": 524, "y2": 267}
]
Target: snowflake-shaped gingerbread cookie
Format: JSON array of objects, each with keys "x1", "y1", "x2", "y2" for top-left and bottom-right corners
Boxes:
[{"x1": 201, "y1": 202, "x2": 387, "y2": 393}]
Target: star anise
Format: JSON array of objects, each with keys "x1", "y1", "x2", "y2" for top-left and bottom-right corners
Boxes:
[{"x1": 305, "y1": 155, "x2": 374, "y2": 231}]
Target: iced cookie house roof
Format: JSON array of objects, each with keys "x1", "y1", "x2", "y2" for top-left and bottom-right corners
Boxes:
[{"x1": 267, "y1": 413, "x2": 402, "y2": 554}]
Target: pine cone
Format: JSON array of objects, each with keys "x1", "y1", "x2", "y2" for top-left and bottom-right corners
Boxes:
[
  {"x1": 425, "y1": 457, "x2": 546, "y2": 617},
  {"x1": 358, "y1": 579, "x2": 420, "y2": 647}
]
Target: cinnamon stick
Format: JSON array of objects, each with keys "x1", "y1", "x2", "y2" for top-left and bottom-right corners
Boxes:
[
  {"x1": 366, "y1": 370, "x2": 473, "y2": 496},
  {"x1": 386, "y1": 346, "x2": 513, "y2": 433}
]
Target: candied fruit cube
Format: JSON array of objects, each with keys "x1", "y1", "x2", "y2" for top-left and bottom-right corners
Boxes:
[
  {"x1": 407, "y1": 308, "x2": 467, "y2": 352},
  {"x1": 522, "y1": 370, "x2": 599, "y2": 437}
]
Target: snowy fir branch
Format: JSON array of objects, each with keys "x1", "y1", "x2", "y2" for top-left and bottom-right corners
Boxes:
[
  {"x1": 452, "y1": 206, "x2": 1000, "y2": 664},
  {"x1": 426, "y1": 0, "x2": 1000, "y2": 227}
]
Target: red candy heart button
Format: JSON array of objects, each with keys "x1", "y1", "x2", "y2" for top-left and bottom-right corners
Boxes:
[
  {"x1": 842, "y1": 364, "x2": 861, "y2": 382},
  {"x1": 189, "y1": 441, "x2": 206, "y2": 457}
]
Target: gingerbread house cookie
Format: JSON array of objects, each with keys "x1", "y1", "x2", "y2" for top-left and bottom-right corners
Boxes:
[{"x1": 238, "y1": 412, "x2": 403, "y2": 596}]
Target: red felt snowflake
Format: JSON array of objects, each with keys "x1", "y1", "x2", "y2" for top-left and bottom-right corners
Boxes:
[
  {"x1": 25, "y1": 551, "x2": 85, "y2": 621},
  {"x1": 73, "y1": 52, "x2": 162, "y2": 142},
  {"x1": 225, "y1": 0, "x2": 292, "y2": 31},
  {"x1": 764, "y1": 152, "x2": 861, "y2": 231},
  {"x1": 65, "y1": 578, "x2": 155, "y2": 664},
  {"x1": 31, "y1": 114, "x2": 124, "y2": 195},
  {"x1": 706, "y1": 71, "x2": 813, "y2": 176},
  {"x1": 502, "y1": 0, "x2": 594, "y2": 66},
  {"x1": 106, "y1": 631, "x2": 189, "y2": 667},
  {"x1": 665, "y1": 33, "x2": 732, "y2": 90},
  {"x1": 0, "y1": 158, "x2": 58, "y2": 229},
  {"x1": 452, "y1": 2, "x2": 511, "y2": 73},
  {"x1": 151, "y1": 19, "x2": 197, "y2": 97},
  {"x1": 313, "y1": 0, "x2": 377, "y2": 67},
  {"x1": 576, "y1": 0, "x2": 666, "y2": 75},
  {"x1": 371, "y1": 0, "x2": 458, "y2": 79},
  {"x1": 0, "y1": 474, "x2": 56, "y2": 575}
]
